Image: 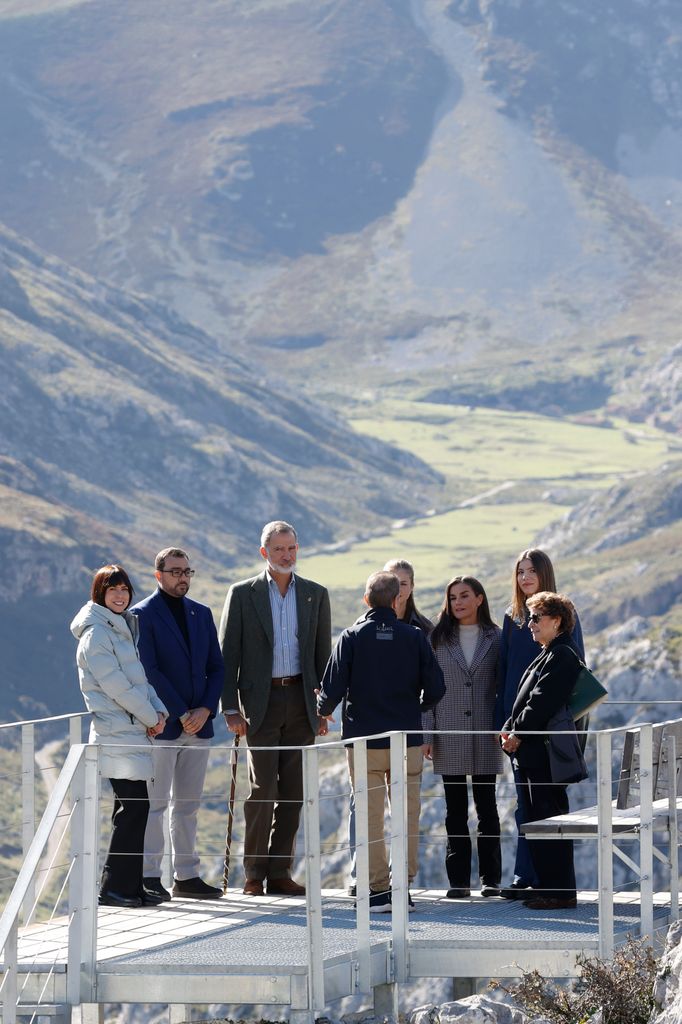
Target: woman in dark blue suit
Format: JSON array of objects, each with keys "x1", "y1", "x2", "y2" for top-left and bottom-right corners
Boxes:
[
  {"x1": 494, "y1": 548, "x2": 584, "y2": 897},
  {"x1": 500, "y1": 591, "x2": 582, "y2": 910}
]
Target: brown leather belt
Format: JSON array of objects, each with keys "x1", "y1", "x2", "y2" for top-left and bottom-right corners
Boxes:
[{"x1": 271, "y1": 674, "x2": 303, "y2": 687}]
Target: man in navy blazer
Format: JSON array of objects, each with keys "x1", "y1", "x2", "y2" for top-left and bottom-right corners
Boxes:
[{"x1": 131, "y1": 547, "x2": 224, "y2": 901}]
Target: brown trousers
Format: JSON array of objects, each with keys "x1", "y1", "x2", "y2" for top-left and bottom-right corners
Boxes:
[
  {"x1": 243, "y1": 684, "x2": 315, "y2": 881},
  {"x1": 348, "y1": 745, "x2": 424, "y2": 893}
]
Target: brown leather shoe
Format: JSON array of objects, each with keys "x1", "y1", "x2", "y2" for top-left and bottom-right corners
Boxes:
[
  {"x1": 243, "y1": 879, "x2": 264, "y2": 896},
  {"x1": 266, "y1": 877, "x2": 306, "y2": 896},
  {"x1": 524, "y1": 896, "x2": 577, "y2": 910}
]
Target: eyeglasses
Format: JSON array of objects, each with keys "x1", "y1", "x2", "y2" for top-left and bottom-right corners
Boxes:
[
  {"x1": 159, "y1": 568, "x2": 195, "y2": 578},
  {"x1": 528, "y1": 612, "x2": 545, "y2": 623}
]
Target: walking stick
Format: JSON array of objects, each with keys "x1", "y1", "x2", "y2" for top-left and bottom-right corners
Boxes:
[{"x1": 222, "y1": 733, "x2": 241, "y2": 893}]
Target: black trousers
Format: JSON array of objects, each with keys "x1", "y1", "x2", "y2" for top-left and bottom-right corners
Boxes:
[
  {"x1": 517, "y1": 763, "x2": 576, "y2": 900},
  {"x1": 101, "y1": 778, "x2": 149, "y2": 897},
  {"x1": 443, "y1": 774, "x2": 501, "y2": 887}
]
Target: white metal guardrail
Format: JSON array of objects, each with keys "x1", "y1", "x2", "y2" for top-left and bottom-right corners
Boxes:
[
  {"x1": 0, "y1": 709, "x2": 680, "y2": 1021},
  {"x1": 0, "y1": 714, "x2": 87, "y2": 927},
  {"x1": 0, "y1": 743, "x2": 99, "y2": 1024}
]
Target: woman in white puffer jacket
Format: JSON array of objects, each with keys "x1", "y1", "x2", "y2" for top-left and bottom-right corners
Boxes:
[{"x1": 71, "y1": 564, "x2": 167, "y2": 908}]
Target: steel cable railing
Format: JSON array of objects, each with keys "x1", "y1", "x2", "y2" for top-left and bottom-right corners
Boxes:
[{"x1": 1, "y1": 708, "x2": 681, "y2": 1021}]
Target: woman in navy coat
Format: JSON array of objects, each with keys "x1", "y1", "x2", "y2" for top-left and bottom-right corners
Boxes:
[{"x1": 494, "y1": 548, "x2": 584, "y2": 898}]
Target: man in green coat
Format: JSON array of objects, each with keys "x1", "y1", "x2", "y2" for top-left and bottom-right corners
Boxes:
[{"x1": 219, "y1": 520, "x2": 331, "y2": 896}]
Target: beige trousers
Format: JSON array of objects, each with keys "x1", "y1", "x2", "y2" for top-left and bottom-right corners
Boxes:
[{"x1": 347, "y1": 744, "x2": 423, "y2": 893}]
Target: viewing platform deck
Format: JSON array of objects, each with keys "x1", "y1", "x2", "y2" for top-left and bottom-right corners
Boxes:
[
  {"x1": 11, "y1": 888, "x2": 675, "y2": 1012},
  {"x1": 1, "y1": 712, "x2": 681, "y2": 1023}
]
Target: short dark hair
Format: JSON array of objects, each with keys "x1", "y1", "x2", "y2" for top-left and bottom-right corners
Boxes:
[
  {"x1": 365, "y1": 571, "x2": 400, "y2": 609},
  {"x1": 91, "y1": 564, "x2": 134, "y2": 606},
  {"x1": 260, "y1": 521, "x2": 297, "y2": 548},
  {"x1": 527, "y1": 591, "x2": 576, "y2": 634},
  {"x1": 155, "y1": 547, "x2": 189, "y2": 571}
]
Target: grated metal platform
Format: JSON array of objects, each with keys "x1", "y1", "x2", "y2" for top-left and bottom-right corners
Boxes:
[{"x1": 13, "y1": 887, "x2": 675, "y2": 1010}]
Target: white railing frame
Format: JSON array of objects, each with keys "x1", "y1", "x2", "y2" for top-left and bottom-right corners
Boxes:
[
  {"x1": 302, "y1": 744, "x2": 324, "y2": 1013},
  {"x1": 389, "y1": 732, "x2": 408, "y2": 984},
  {"x1": 67, "y1": 745, "x2": 100, "y2": 1005},
  {"x1": 0, "y1": 744, "x2": 87, "y2": 1021},
  {"x1": 21, "y1": 724, "x2": 35, "y2": 926},
  {"x1": 353, "y1": 738, "x2": 371, "y2": 994},
  {"x1": 1, "y1": 713, "x2": 680, "y2": 1021},
  {"x1": 1, "y1": 713, "x2": 88, "y2": 912},
  {"x1": 668, "y1": 733, "x2": 679, "y2": 921},
  {"x1": 639, "y1": 724, "x2": 654, "y2": 941},
  {"x1": 597, "y1": 729, "x2": 614, "y2": 958}
]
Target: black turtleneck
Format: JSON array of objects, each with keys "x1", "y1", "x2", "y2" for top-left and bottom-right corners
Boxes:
[{"x1": 159, "y1": 588, "x2": 190, "y2": 650}]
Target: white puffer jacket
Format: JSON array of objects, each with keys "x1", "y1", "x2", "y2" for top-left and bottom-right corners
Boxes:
[{"x1": 70, "y1": 601, "x2": 167, "y2": 780}]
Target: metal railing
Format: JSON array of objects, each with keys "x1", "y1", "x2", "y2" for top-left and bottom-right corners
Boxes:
[
  {"x1": 0, "y1": 743, "x2": 99, "y2": 1024},
  {"x1": 1, "y1": 711, "x2": 680, "y2": 1020},
  {"x1": 0, "y1": 714, "x2": 87, "y2": 926}
]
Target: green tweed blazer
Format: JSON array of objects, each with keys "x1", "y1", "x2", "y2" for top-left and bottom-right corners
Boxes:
[{"x1": 218, "y1": 570, "x2": 332, "y2": 734}]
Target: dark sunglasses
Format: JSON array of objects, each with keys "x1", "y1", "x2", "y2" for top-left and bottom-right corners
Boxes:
[{"x1": 528, "y1": 612, "x2": 545, "y2": 624}]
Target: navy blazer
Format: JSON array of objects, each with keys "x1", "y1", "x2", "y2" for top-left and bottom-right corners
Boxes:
[{"x1": 131, "y1": 590, "x2": 224, "y2": 740}]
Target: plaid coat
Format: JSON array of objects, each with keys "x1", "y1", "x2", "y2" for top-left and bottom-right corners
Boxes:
[{"x1": 423, "y1": 624, "x2": 504, "y2": 775}]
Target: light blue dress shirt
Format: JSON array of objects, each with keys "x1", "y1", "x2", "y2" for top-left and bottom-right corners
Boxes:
[{"x1": 268, "y1": 573, "x2": 301, "y2": 677}]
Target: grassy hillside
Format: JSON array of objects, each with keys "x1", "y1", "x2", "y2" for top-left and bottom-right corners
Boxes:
[{"x1": 222, "y1": 395, "x2": 680, "y2": 640}]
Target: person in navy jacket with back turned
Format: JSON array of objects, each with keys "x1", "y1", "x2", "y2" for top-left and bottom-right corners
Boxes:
[
  {"x1": 131, "y1": 546, "x2": 224, "y2": 902},
  {"x1": 317, "y1": 571, "x2": 445, "y2": 913}
]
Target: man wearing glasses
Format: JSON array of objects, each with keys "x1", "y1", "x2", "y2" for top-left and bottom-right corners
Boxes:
[{"x1": 131, "y1": 547, "x2": 224, "y2": 901}]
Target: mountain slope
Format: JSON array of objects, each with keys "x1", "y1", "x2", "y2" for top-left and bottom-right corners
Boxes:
[
  {"x1": 0, "y1": 222, "x2": 442, "y2": 717},
  {"x1": 1, "y1": 0, "x2": 681, "y2": 362},
  {"x1": 0, "y1": 0, "x2": 680, "y2": 722}
]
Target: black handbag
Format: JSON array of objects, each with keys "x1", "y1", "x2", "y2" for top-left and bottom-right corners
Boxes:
[{"x1": 545, "y1": 706, "x2": 588, "y2": 784}]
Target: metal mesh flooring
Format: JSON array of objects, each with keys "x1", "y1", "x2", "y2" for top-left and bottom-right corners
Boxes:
[{"x1": 18, "y1": 888, "x2": 671, "y2": 971}]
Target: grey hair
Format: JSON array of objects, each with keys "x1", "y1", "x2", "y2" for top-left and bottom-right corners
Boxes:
[
  {"x1": 365, "y1": 571, "x2": 400, "y2": 609},
  {"x1": 260, "y1": 520, "x2": 298, "y2": 548},
  {"x1": 155, "y1": 547, "x2": 190, "y2": 571}
]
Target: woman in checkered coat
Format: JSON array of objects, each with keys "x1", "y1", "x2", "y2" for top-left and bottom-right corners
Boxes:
[{"x1": 423, "y1": 576, "x2": 503, "y2": 898}]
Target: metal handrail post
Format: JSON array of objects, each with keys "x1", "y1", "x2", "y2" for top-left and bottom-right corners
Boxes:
[
  {"x1": 353, "y1": 739, "x2": 371, "y2": 994},
  {"x1": 667, "y1": 734, "x2": 679, "y2": 921},
  {"x1": 659, "y1": 733, "x2": 675, "y2": 925},
  {"x1": 597, "y1": 730, "x2": 614, "y2": 959},
  {"x1": 162, "y1": 808, "x2": 172, "y2": 889},
  {"x1": 389, "y1": 732, "x2": 408, "y2": 983},
  {"x1": 302, "y1": 744, "x2": 324, "y2": 1013},
  {"x1": 68, "y1": 745, "x2": 100, "y2": 1004},
  {"x1": 68, "y1": 749, "x2": 86, "y2": 1007},
  {"x1": 2, "y1": 919, "x2": 18, "y2": 1024},
  {"x1": 70, "y1": 717, "x2": 84, "y2": 747},
  {"x1": 21, "y1": 723, "x2": 36, "y2": 925},
  {"x1": 639, "y1": 724, "x2": 654, "y2": 940}
]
